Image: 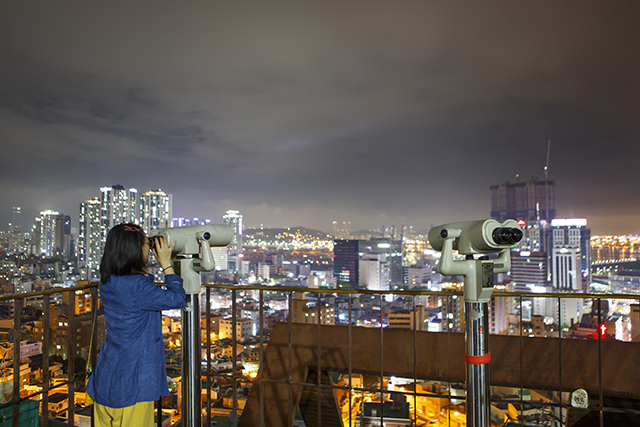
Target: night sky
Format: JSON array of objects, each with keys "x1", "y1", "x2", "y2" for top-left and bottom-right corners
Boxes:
[{"x1": 1, "y1": 2, "x2": 639, "y2": 235}]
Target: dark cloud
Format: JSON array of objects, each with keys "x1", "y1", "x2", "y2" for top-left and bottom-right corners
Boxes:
[{"x1": 0, "y1": 1, "x2": 639, "y2": 235}]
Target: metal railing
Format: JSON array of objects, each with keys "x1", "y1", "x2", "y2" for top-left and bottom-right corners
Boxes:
[
  {"x1": 202, "y1": 284, "x2": 640, "y2": 427},
  {"x1": 0, "y1": 283, "x2": 639, "y2": 427}
]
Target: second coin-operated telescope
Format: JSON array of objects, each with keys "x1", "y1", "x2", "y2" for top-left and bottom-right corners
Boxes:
[
  {"x1": 149, "y1": 223, "x2": 232, "y2": 427},
  {"x1": 428, "y1": 218, "x2": 522, "y2": 427},
  {"x1": 428, "y1": 219, "x2": 522, "y2": 302}
]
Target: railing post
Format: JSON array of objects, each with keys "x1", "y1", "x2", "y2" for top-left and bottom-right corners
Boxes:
[
  {"x1": 519, "y1": 295, "x2": 523, "y2": 425},
  {"x1": 42, "y1": 294, "x2": 50, "y2": 427},
  {"x1": 558, "y1": 296, "x2": 563, "y2": 426},
  {"x1": 347, "y1": 293, "x2": 352, "y2": 427},
  {"x1": 259, "y1": 290, "x2": 264, "y2": 427},
  {"x1": 597, "y1": 298, "x2": 603, "y2": 427},
  {"x1": 316, "y1": 292, "x2": 321, "y2": 427},
  {"x1": 447, "y1": 295, "x2": 452, "y2": 427},
  {"x1": 412, "y1": 295, "x2": 417, "y2": 427},
  {"x1": 67, "y1": 291, "x2": 75, "y2": 427},
  {"x1": 287, "y1": 292, "x2": 293, "y2": 425},
  {"x1": 90, "y1": 286, "x2": 98, "y2": 427},
  {"x1": 205, "y1": 287, "x2": 211, "y2": 424},
  {"x1": 232, "y1": 289, "x2": 238, "y2": 426},
  {"x1": 379, "y1": 294, "x2": 384, "y2": 427},
  {"x1": 12, "y1": 297, "x2": 21, "y2": 427}
]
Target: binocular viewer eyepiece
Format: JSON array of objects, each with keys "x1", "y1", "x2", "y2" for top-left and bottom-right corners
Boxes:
[{"x1": 491, "y1": 227, "x2": 523, "y2": 245}]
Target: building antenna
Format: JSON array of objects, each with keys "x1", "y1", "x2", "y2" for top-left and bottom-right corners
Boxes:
[{"x1": 545, "y1": 140, "x2": 551, "y2": 221}]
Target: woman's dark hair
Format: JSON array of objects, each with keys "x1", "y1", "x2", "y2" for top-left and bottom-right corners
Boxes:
[{"x1": 100, "y1": 223, "x2": 147, "y2": 284}]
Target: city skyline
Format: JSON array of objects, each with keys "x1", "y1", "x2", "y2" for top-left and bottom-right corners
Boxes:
[{"x1": 1, "y1": 2, "x2": 640, "y2": 235}]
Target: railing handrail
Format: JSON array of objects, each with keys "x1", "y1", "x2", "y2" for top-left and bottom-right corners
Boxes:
[
  {"x1": 0, "y1": 282, "x2": 99, "y2": 302},
  {"x1": 1, "y1": 281, "x2": 636, "y2": 302},
  {"x1": 203, "y1": 283, "x2": 640, "y2": 300}
]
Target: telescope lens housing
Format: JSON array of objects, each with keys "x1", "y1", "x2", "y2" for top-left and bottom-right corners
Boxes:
[{"x1": 492, "y1": 227, "x2": 523, "y2": 245}]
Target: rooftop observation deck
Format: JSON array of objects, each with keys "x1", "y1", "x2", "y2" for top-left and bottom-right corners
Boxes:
[{"x1": 0, "y1": 283, "x2": 639, "y2": 427}]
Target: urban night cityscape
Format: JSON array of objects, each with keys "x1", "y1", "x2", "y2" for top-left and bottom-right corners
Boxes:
[{"x1": 0, "y1": 2, "x2": 639, "y2": 427}]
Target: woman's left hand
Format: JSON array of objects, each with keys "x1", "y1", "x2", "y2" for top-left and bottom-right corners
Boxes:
[{"x1": 152, "y1": 236, "x2": 176, "y2": 270}]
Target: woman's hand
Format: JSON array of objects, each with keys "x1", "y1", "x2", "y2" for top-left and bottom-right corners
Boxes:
[{"x1": 152, "y1": 236, "x2": 176, "y2": 273}]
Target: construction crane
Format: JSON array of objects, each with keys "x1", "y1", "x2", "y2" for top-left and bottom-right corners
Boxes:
[{"x1": 545, "y1": 140, "x2": 551, "y2": 221}]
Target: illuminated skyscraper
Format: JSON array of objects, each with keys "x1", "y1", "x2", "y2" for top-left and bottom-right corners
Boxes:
[
  {"x1": 34, "y1": 210, "x2": 66, "y2": 257},
  {"x1": 223, "y1": 210, "x2": 243, "y2": 254},
  {"x1": 79, "y1": 198, "x2": 102, "y2": 279},
  {"x1": 100, "y1": 185, "x2": 139, "y2": 239},
  {"x1": 140, "y1": 189, "x2": 172, "y2": 234},
  {"x1": 359, "y1": 253, "x2": 390, "y2": 290},
  {"x1": 550, "y1": 218, "x2": 591, "y2": 289},
  {"x1": 7, "y1": 207, "x2": 24, "y2": 254},
  {"x1": 62, "y1": 215, "x2": 71, "y2": 258},
  {"x1": 362, "y1": 237, "x2": 403, "y2": 286},
  {"x1": 552, "y1": 247, "x2": 581, "y2": 291}
]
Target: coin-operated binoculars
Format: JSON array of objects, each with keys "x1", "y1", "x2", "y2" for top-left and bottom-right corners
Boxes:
[
  {"x1": 150, "y1": 225, "x2": 232, "y2": 427},
  {"x1": 428, "y1": 219, "x2": 522, "y2": 427}
]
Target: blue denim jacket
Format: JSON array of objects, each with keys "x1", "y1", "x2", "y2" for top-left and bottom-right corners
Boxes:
[{"x1": 86, "y1": 273, "x2": 186, "y2": 408}]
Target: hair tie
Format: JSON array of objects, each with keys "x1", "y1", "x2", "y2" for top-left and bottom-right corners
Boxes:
[{"x1": 124, "y1": 225, "x2": 140, "y2": 232}]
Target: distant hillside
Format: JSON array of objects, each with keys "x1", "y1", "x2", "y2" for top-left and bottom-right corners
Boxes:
[
  {"x1": 243, "y1": 226, "x2": 431, "y2": 241},
  {"x1": 244, "y1": 226, "x2": 332, "y2": 240},
  {"x1": 350, "y1": 228, "x2": 431, "y2": 239}
]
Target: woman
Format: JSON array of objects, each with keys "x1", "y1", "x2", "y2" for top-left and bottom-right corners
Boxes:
[{"x1": 86, "y1": 223, "x2": 186, "y2": 426}]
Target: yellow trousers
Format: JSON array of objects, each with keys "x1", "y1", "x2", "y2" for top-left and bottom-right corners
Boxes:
[{"x1": 94, "y1": 401, "x2": 154, "y2": 427}]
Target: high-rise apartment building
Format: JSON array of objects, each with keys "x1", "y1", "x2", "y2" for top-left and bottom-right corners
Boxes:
[
  {"x1": 78, "y1": 185, "x2": 169, "y2": 279},
  {"x1": 552, "y1": 247, "x2": 581, "y2": 291},
  {"x1": 34, "y1": 210, "x2": 68, "y2": 257},
  {"x1": 490, "y1": 178, "x2": 556, "y2": 222},
  {"x1": 100, "y1": 185, "x2": 138, "y2": 236},
  {"x1": 78, "y1": 198, "x2": 102, "y2": 279},
  {"x1": 510, "y1": 252, "x2": 548, "y2": 286},
  {"x1": 550, "y1": 218, "x2": 591, "y2": 287},
  {"x1": 9, "y1": 207, "x2": 22, "y2": 232},
  {"x1": 7, "y1": 207, "x2": 26, "y2": 254},
  {"x1": 61, "y1": 215, "x2": 71, "y2": 258},
  {"x1": 140, "y1": 189, "x2": 172, "y2": 234},
  {"x1": 362, "y1": 237, "x2": 403, "y2": 286},
  {"x1": 333, "y1": 240, "x2": 361, "y2": 288},
  {"x1": 514, "y1": 219, "x2": 548, "y2": 253},
  {"x1": 359, "y1": 254, "x2": 390, "y2": 291},
  {"x1": 223, "y1": 210, "x2": 243, "y2": 255}
]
